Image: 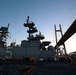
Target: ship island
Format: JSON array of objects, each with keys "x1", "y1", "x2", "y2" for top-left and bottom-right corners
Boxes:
[{"x1": 0, "y1": 16, "x2": 54, "y2": 61}]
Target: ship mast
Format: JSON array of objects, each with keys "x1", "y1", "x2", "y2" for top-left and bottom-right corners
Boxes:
[
  {"x1": 24, "y1": 16, "x2": 38, "y2": 41},
  {"x1": 0, "y1": 24, "x2": 10, "y2": 47}
]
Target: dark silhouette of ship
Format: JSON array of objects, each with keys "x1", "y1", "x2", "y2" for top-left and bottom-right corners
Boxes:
[{"x1": 0, "y1": 16, "x2": 54, "y2": 61}]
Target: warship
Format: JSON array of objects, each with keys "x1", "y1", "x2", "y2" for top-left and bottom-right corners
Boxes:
[{"x1": 0, "y1": 16, "x2": 54, "y2": 61}]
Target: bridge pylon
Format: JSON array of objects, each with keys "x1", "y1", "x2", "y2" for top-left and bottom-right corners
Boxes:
[{"x1": 54, "y1": 24, "x2": 67, "y2": 58}]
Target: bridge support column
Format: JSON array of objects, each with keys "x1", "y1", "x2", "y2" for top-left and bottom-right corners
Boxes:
[{"x1": 54, "y1": 24, "x2": 67, "y2": 58}]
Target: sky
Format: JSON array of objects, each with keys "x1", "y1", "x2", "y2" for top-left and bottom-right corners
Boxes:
[{"x1": 0, "y1": 0, "x2": 76, "y2": 53}]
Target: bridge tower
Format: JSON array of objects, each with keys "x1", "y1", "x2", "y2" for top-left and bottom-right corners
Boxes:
[{"x1": 54, "y1": 24, "x2": 67, "y2": 58}]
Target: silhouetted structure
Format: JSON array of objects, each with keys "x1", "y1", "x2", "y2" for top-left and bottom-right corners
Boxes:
[
  {"x1": 24, "y1": 16, "x2": 44, "y2": 41},
  {"x1": 54, "y1": 24, "x2": 67, "y2": 57},
  {"x1": 0, "y1": 24, "x2": 9, "y2": 47},
  {"x1": 54, "y1": 20, "x2": 76, "y2": 60},
  {"x1": 0, "y1": 16, "x2": 54, "y2": 60},
  {"x1": 55, "y1": 20, "x2": 76, "y2": 47}
]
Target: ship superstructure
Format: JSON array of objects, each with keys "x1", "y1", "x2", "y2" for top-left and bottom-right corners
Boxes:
[
  {"x1": 0, "y1": 16, "x2": 54, "y2": 60},
  {"x1": 0, "y1": 24, "x2": 9, "y2": 47}
]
